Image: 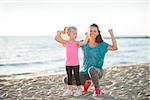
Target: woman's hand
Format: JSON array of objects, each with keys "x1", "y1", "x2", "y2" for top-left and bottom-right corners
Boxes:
[
  {"x1": 107, "y1": 29, "x2": 118, "y2": 51},
  {"x1": 108, "y1": 29, "x2": 114, "y2": 36}
]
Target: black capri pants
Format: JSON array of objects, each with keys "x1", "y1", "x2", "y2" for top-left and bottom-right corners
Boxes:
[{"x1": 66, "y1": 65, "x2": 81, "y2": 86}]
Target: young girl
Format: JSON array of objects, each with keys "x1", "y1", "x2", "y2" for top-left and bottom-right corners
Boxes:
[{"x1": 55, "y1": 26, "x2": 88, "y2": 97}]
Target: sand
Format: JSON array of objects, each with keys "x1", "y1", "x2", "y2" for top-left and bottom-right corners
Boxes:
[{"x1": 0, "y1": 63, "x2": 149, "y2": 100}]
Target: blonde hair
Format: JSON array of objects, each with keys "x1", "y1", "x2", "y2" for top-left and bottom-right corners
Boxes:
[{"x1": 64, "y1": 26, "x2": 77, "y2": 36}]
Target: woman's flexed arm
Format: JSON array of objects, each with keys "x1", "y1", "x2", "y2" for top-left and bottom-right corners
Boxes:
[{"x1": 107, "y1": 29, "x2": 118, "y2": 51}]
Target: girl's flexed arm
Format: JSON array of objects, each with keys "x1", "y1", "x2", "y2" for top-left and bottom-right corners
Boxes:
[
  {"x1": 77, "y1": 32, "x2": 89, "y2": 47},
  {"x1": 55, "y1": 30, "x2": 66, "y2": 45},
  {"x1": 107, "y1": 29, "x2": 118, "y2": 51}
]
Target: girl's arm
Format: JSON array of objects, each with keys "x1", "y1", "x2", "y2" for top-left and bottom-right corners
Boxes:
[
  {"x1": 107, "y1": 29, "x2": 118, "y2": 51},
  {"x1": 77, "y1": 34, "x2": 89, "y2": 47},
  {"x1": 55, "y1": 30, "x2": 66, "y2": 45}
]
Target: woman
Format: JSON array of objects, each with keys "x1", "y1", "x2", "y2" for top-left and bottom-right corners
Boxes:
[{"x1": 64, "y1": 23, "x2": 118, "y2": 96}]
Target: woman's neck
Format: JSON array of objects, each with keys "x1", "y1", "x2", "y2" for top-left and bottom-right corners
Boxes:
[
  {"x1": 89, "y1": 38, "x2": 96, "y2": 44},
  {"x1": 89, "y1": 38, "x2": 97, "y2": 47}
]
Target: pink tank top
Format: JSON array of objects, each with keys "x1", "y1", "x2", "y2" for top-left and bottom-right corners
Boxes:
[{"x1": 65, "y1": 40, "x2": 79, "y2": 66}]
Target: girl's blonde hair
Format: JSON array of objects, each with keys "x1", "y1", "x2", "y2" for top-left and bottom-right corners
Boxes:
[{"x1": 64, "y1": 26, "x2": 77, "y2": 36}]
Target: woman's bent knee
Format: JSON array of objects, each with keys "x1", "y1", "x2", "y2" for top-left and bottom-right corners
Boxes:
[{"x1": 88, "y1": 67, "x2": 97, "y2": 74}]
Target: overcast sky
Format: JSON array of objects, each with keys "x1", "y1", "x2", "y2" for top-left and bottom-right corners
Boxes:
[{"x1": 0, "y1": 0, "x2": 149, "y2": 37}]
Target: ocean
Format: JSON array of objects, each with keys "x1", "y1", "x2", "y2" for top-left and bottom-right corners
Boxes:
[{"x1": 0, "y1": 36, "x2": 149, "y2": 78}]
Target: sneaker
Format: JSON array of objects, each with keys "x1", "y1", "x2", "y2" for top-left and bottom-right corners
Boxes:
[
  {"x1": 93, "y1": 88, "x2": 102, "y2": 96},
  {"x1": 83, "y1": 81, "x2": 92, "y2": 92},
  {"x1": 62, "y1": 90, "x2": 72, "y2": 96},
  {"x1": 73, "y1": 90, "x2": 82, "y2": 97}
]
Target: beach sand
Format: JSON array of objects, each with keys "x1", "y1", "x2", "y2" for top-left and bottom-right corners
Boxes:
[{"x1": 0, "y1": 63, "x2": 149, "y2": 100}]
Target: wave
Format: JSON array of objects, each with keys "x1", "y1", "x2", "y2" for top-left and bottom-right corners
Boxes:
[
  {"x1": 0, "y1": 61, "x2": 50, "y2": 67},
  {"x1": 0, "y1": 58, "x2": 65, "y2": 67},
  {"x1": 50, "y1": 58, "x2": 65, "y2": 62},
  {"x1": 0, "y1": 58, "x2": 64, "y2": 67},
  {"x1": 0, "y1": 72, "x2": 33, "y2": 78}
]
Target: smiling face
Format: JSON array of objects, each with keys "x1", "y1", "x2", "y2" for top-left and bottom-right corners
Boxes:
[
  {"x1": 69, "y1": 29, "x2": 77, "y2": 39},
  {"x1": 89, "y1": 26, "x2": 99, "y2": 40},
  {"x1": 67, "y1": 27, "x2": 77, "y2": 40},
  {"x1": 89, "y1": 23, "x2": 103, "y2": 43}
]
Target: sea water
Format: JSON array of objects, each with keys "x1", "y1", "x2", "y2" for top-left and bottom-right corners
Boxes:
[{"x1": 0, "y1": 36, "x2": 149, "y2": 77}]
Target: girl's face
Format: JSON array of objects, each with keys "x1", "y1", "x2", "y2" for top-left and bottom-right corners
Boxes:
[
  {"x1": 89, "y1": 26, "x2": 99, "y2": 39},
  {"x1": 68, "y1": 29, "x2": 77, "y2": 40}
]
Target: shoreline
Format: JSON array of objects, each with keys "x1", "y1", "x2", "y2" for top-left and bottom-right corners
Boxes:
[
  {"x1": 0, "y1": 63, "x2": 149, "y2": 80},
  {"x1": 0, "y1": 63, "x2": 149, "y2": 100}
]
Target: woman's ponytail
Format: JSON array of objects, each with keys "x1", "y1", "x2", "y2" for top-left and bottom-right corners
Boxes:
[{"x1": 95, "y1": 30, "x2": 103, "y2": 43}]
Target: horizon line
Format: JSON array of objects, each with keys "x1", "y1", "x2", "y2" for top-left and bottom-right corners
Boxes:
[{"x1": 0, "y1": 35, "x2": 150, "y2": 39}]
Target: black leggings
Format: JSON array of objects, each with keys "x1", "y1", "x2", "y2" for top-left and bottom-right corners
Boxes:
[
  {"x1": 66, "y1": 65, "x2": 81, "y2": 86},
  {"x1": 64, "y1": 67, "x2": 103, "y2": 88}
]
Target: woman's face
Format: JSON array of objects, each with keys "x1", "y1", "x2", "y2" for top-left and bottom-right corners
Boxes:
[{"x1": 89, "y1": 26, "x2": 99, "y2": 39}]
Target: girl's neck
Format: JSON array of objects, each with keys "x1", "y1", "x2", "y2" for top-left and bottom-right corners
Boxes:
[{"x1": 68, "y1": 38, "x2": 75, "y2": 41}]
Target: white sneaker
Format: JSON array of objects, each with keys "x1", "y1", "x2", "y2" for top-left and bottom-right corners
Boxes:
[
  {"x1": 73, "y1": 90, "x2": 82, "y2": 97},
  {"x1": 62, "y1": 90, "x2": 72, "y2": 96}
]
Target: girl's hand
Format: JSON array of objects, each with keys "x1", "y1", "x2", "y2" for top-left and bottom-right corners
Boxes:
[
  {"x1": 57, "y1": 30, "x2": 65, "y2": 34},
  {"x1": 108, "y1": 29, "x2": 113, "y2": 35},
  {"x1": 62, "y1": 31, "x2": 66, "y2": 34},
  {"x1": 85, "y1": 32, "x2": 88, "y2": 36}
]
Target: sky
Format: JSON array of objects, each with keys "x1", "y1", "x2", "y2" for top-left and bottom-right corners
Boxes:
[{"x1": 0, "y1": 0, "x2": 149, "y2": 37}]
